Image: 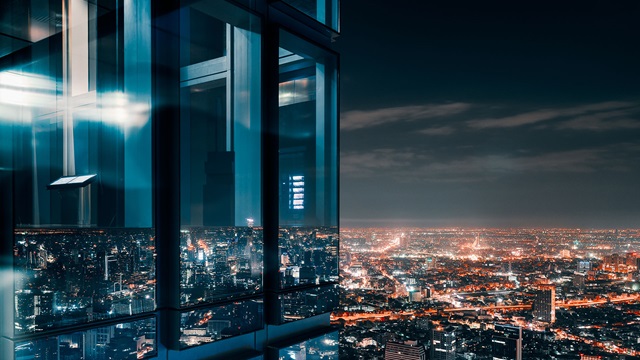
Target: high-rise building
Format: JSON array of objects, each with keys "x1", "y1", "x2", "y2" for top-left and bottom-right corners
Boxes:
[
  {"x1": 577, "y1": 260, "x2": 592, "y2": 273},
  {"x1": 573, "y1": 272, "x2": 586, "y2": 290},
  {"x1": 0, "y1": 0, "x2": 340, "y2": 359},
  {"x1": 385, "y1": 340, "x2": 426, "y2": 360},
  {"x1": 431, "y1": 326, "x2": 457, "y2": 360},
  {"x1": 492, "y1": 324, "x2": 522, "y2": 360},
  {"x1": 580, "y1": 355, "x2": 602, "y2": 360},
  {"x1": 534, "y1": 285, "x2": 556, "y2": 323}
]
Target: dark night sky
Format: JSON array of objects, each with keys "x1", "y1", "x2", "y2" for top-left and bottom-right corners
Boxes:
[{"x1": 335, "y1": 1, "x2": 640, "y2": 228}]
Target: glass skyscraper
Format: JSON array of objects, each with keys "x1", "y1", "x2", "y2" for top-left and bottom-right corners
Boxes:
[{"x1": 0, "y1": 0, "x2": 339, "y2": 359}]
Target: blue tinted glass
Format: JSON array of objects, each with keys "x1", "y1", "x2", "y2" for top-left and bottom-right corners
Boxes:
[
  {"x1": 2, "y1": 0, "x2": 155, "y2": 334},
  {"x1": 179, "y1": 0, "x2": 262, "y2": 306},
  {"x1": 278, "y1": 285, "x2": 339, "y2": 323},
  {"x1": 179, "y1": 299, "x2": 263, "y2": 349},
  {"x1": 276, "y1": 330, "x2": 339, "y2": 359},
  {"x1": 14, "y1": 229, "x2": 155, "y2": 334},
  {"x1": 280, "y1": 0, "x2": 339, "y2": 30},
  {"x1": 278, "y1": 31, "x2": 338, "y2": 289},
  {"x1": 15, "y1": 317, "x2": 157, "y2": 360}
]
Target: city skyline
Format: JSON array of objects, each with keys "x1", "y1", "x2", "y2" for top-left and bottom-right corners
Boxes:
[
  {"x1": 337, "y1": 0, "x2": 640, "y2": 229},
  {"x1": 337, "y1": 226, "x2": 640, "y2": 359}
]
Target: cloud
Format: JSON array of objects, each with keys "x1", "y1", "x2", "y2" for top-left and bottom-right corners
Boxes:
[
  {"x1": 341, "y1": 144, "x2": 639, "y2": 182},
  {"x1": 467, "y1": 101, "x2": 637, "y2": 129},
  {"x1": 341, "y1": 103, "x2": 470, "y2": 131},
  {"x1": 555, "y1": 109, "x2": 640, "y2": 131},
  {"x1": 417, "y1": 126, "x2": 456, "y2": 135},
  {"x1": 341, "y1": 148, "x2": 430, "y2": 177}
]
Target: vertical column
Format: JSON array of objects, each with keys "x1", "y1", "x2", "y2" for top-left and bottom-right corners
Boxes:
[
  {"x1": 152, "y1": 0, "x2": 181, "y2": 350},
  {"x1": 262, "y1": 19, "x2": 281, "y2": 323}
]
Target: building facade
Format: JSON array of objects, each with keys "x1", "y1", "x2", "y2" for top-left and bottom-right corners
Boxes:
[
  {"x1": 0, "y1": 0, "x2": 339, "y2": 359},
  {"x1": 431, "y1": 327, "x2": 456, "y2": 360},
  {"x1": 492, "y1": 324, "x2": 522, "y2": 360},
  {"x1": 533, "y1": 285, "x2": 556, "y2": 323},
  {"x1": 384, "y1": 340, "x2": 426, "y2": 360}
]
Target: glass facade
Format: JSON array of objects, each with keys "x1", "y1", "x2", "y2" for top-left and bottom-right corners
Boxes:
[
  {"x1": 280, "y1": 0, "x2": 340, "y2": 30},
  {"x1": 14, "y1": 228, "x2": 155, "y2": 333},
  {"x1": 278, "y1": 285, "x2": 339, "y2": 324},
  {"x1": 268, "y1": 330, "x2": 339, "y2": 360},
  {"x1": 2, "y1": 0, "x2": 154, "y2": 336},
  {"x1": 278, "y1": 30, "x2": 339, "y2": 290},
  {"x1": 15, "y1": 317, "x2": 156, "y2": 360},
  {"x1": 179, "y1": 0, "x2": 263, "y2": 307},
  {"x1": 0, "y1": 0, "x2": 338, "y2": 359},
  {"x1": 179, "y1": 299, "x2": 263, "y2": 349}
]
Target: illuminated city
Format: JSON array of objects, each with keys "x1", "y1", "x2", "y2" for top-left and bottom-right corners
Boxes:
[
  {"x1": 335, "y1": 227, "x2": 640, "y2": 359},
  {"x1": 14, "y1": 229, "x2": 156, "y2": 335}
]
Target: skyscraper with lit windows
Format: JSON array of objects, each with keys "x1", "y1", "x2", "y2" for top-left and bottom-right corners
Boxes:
[
  {"x1": 492, "y1": 324, "x2": 522, "y2": 360},
  {"x1": 431, "y1": 326, "x2": 456, "y2": 360},
  {"x1": 533, "y1": 285, "x2": 556, "y2": 323}
]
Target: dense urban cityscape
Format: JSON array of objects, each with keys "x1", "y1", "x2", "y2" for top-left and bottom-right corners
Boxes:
[
  {"x1": 12, "y1": 226, "x2": 340, "y2": 358},
  {"x1": 335, "y1": 227, "x2": 640, "y2": 359},
  {"x1": 14, "y1": 228, "x2": 157, "y2": 334},
  {"x1": 12, "y1": 226, "x2": 640, "y2": 359}
]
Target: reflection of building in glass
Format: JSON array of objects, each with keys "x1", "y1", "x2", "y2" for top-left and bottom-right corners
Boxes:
[
  {"x1": 0, "y1": 0, "x2": 339, "y2": 358},
  {"x1": 15, "y1": 318, "x2": 156, "y2": 359},
  {"x1": 289, "y1": 175, "x2": 305, "y2": 210},
  {"x1": 179, "y1": 300, "x2": 263, "y2": 349},
  {"x1": 13, "y1": 229, "x2": 156, "y2": 334},
  {"x1": 180, "y1": 227, "x2": 263, "y2": 306},
  {"x1": 268, "y1": 330, "x2": 339, "y2": 360},
  {"x1": 276, "y1": 285, "x2": 339, "y2": 324},
  {"x1": 278, "y1": 227, "x2": 339, "y2": 288}
]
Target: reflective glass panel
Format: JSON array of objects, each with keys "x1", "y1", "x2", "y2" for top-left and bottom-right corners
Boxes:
[
  {"x1": 180, "y1": 227, "x2": 263, "y2": 305},
  {"x1": 179, "y1": 0, "x2": 262, "y2": 306},
  {"x1": 278, "y1": 284, "x2": 339, "y2": 324},
  {"x1": 14, "y1": 317, "x2": 157, "y2": 360},
  {"x1": 278, "y1": 227, "x2": 339, "y2": 287},
  {"x1": 14, "y1": 229, "x2": 155, "y2": 334},
  {"x1": 278, "y1": 31, "x2": 338, "y2": 290},
  {"x1": 1, "y1": 0, "x2": 154, "y2": 334},
  {"x1": 273, "y1": 330, "x2": 339, "y2": 360},
  {"x1": 179, "y1": 299, "x2": 263, "y2": 349},
  {"x1": 280, "y1": 0, "x2": 339, "y2": 30}
]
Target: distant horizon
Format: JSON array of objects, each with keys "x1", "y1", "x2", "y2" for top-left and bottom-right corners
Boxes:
[{"x1": 340, "y1": 218, "x2": 640, "y2": 230}]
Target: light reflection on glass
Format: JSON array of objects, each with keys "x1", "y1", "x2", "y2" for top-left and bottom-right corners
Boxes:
[
  {"x1": 179, "y1": 299, "x2": 263, "y2": 349},
  {"x1": 14, "y1": 317, "x2": 156, "y2": 360},
  {"x1": 274, "y1": 330, "x2": 339, "y2": 360}
]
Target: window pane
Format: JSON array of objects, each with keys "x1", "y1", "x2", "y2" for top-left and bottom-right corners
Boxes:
[
  {"x1": 279, "y1": 227, "x2": 338, "y2": 287},
  {"x1": 280, "y1": 0, "x2": 339, "y2": 30},
  {"x1": 3, "y1": 0, "x2": 154, "y2": 334},
  {"x1": 179, "y1": 0, "x2": 262, "y2": 306},
  {"x1": 14, "y1": 317, "x2": 157, "y2": 360},
  {"x1": 278, "y1": 31, "x2": 338, "y2": 290},
  {"x1": 180, "y1": 227, "x2": 263, "y2": 306},
  {"x1": 179, "y1": 299, "x2": 263, "y2": 349},
  {"x1": 278, "y1": 285, "x2": 339, "y2": 324},
  {"x1": 14, "y1": 229, "x2": 155, "y2": 334},
  {"x1": 270, "y1": 330, "x2": 339, "y2": 359}
]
